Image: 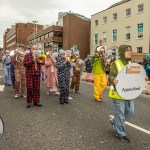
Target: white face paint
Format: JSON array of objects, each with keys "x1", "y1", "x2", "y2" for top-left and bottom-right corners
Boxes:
[{"x1": 0, "y1": 117, "x2": 4, "y2": 139}]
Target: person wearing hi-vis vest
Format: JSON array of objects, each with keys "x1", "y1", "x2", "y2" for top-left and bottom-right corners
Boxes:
[
  {"x1": 92, "y1": 46, "x2": 107, "y2": 102},
  {"x1": 109, "y1": 45, "x2": 134, "y2": 142}
]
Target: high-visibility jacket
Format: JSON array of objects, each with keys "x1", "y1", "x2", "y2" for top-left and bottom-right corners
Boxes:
[{"x1": 109, "y1": 60, "x2": 131, "y2": 100}]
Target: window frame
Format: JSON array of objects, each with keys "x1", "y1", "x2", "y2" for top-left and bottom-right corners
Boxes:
[
  {"x1": 113, "y1": 13, "x2": 117, "y2": 21},
  {"x1": 125, "y1": 26, "x2": 131, "y2": 40},
  {"x1": 103, "y1": 32, "x2": 107, "y2": 44},
  {"x1": 138, "y1": 4, "x2": 144, "y2": 13},
  {"x1": 112, "y1": 29, "x2": 117, "y2": 42},
  {"x1": 126, "y1": 8, "x2": 131, "y2": 17},
  {"x1": 103, "y1": 16, "x2": 107, "y2": 24},
  {"x1": 137, "y1": 47, "x2": 143, "y2": 53},
  {"x1": 137, "y1": 23, "x2": 143, "y2": 39},
  {"x1": 94, "y1": 34, "x2": 98, "y2": 45},
  {"x1": 94, "y1": 20, "x2": 98, "y2": 26}
]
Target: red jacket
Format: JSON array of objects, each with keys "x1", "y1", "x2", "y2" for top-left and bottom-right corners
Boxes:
[{"x1": 24, "y1": 53, "x2": 44, "y2": 76}]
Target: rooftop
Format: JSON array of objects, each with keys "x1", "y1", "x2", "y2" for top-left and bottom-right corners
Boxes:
[{"x1": 92, "y1": 0, "x2": 131, "y2": 16}]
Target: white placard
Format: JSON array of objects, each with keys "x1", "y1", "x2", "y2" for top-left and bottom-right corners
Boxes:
[
  {"x1": 116, "y1": 63, "x2": 147, "y2": 100},
  {"x1": 53, "y1": 52, "x2": 58, "y2": 58},
  {"x1": 33, "y1": 50, "x2": 41, "y2": 57}
]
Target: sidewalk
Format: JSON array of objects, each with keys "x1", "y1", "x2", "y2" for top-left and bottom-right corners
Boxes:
[{"x1": 81, "y1": 72, "x2": 150, "y2": 96}]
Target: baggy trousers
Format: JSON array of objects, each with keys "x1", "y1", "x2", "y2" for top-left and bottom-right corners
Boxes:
[
  {"x1": 112, "y1": 99, "x2": 134, "y2": 137},
  {"x1": 70, "y1": 69, "x2": 80, "y2": 92},
  {"x1": 26, "y1": 75, "x2": 40, "y2": 104},
  {"x1": 15, "y1": 69, "x2": 26, "y2": 95},
  {"x1": 59, "y1": 78, "x2": 70, "y2": 102},
  {"x1": 94, "y1": 74, "x2": 107, "y2": 100},
  {"x1": 4, "y1": 68, "x2": 12, "y2": 85}
]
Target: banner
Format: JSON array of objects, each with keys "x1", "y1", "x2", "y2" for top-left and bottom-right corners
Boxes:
[{"x1": 116, "y1": 63, "x2": 147, "y2": 99}]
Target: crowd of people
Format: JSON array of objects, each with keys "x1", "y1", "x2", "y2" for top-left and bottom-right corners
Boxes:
[
  {"x1": 2, "y1": 43, "x2": 149, "y2": 143},
  {"x1": 2, "y1": 44, "x2": 86, "y2": 107}
]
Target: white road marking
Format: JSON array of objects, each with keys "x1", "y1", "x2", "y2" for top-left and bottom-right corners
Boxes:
[
  {"x1": 0, "y1": 76, "x2": 4, "y2": 78},
  {"x1": 0, "y1": 68, "x2": 3, "y2": 70},
  {"x1": 57, "y1": 92, "x2": 73, "y2": 100},
  {"x1": 0, "y1": 85, "x2": 5, "y2": 92},
  {"x1": 110, "y1": 115, "x2": 150, "y2": 135}
]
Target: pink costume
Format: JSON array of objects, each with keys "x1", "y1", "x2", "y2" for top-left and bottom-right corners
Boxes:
[{"x1": 45, "y1": 52, "x2": 58, "y2": 92}]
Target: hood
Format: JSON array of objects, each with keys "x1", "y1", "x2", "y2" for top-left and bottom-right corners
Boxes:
[{"x1": 118, "y1": 45, "x2": 131, "y2": 60}]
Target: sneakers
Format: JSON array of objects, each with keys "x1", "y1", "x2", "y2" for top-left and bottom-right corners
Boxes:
[
  {"x1": 27, "y1": 103, "x2": 31, "y2": 108},
  {"x1": 53, "y1": 91, "x2": 59, "y2": 96},
  {"x1": 110, "y1": 118, "x2": 115, "y2": 131},
  {"x1": 46, "y1": 92, "x2": 50, "y2": 95},
  {"x1": 14, "y1": 94, "x2": 19, "y2": 99},
  {"x1": 75, "y1": 91, "x2": 80, "y2": 94},
  {"x1": 21, "y1": 95, "x2": 26, "y2": 98},
  {"x1": 119, "y1": 136, "x2": 130, "y2": 143},
  {"x1": 33, "y1": 103, "x2": 42, "y2": 107}
]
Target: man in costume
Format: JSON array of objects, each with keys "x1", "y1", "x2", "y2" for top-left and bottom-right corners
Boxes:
[
  {"x1": 92, "y1": 46, "x2": 107, "y2": 102},
  {"x1": 2, "y1": 50, "x2": 12, "y2": 86},
  {"x1": 57, "y1": 49, "x2": 71, "y2": 104},
  {"x1": 13, "y1": 44, "x2": 26, "y2": 98},
  {"x1": 70, "y1": 53, "x2": 83, "y2": 93},
  {"x1": 23, "y1": 45, "x2": 44, "y2": 108}
]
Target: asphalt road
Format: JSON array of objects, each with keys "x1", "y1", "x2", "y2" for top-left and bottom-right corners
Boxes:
[{"x1": 0, "y1": 64, "x2": 150, "y2": 150}]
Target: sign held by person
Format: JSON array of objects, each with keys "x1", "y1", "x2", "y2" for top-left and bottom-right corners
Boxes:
[{"x1": 116, "y1": 63, "x2": 147, "y2": 99}]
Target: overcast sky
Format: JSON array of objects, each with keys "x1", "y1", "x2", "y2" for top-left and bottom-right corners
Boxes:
[{"x1": 0, "y1": 0, "x2": 121, "y2": 47}]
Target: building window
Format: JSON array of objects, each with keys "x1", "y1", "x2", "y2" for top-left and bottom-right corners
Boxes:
[
  {"x1": 113, "y1": 13, "x2": 117, "y2": 21},
  {"x1": 48, "y1": 42, "x2": 52, "y2": 47},
  {"x1": 44, "y1": 43, "x2": 49, "y2": 48},
  {"x1": 126, "y1": 8, "x2": 131, "y2": 16},
  {"x1": 125, "y1": 26, "x2": 131, "y2": 40},
  {"x1": 112, "y1": 29, "x2": 117, "y2": 42},
  {"x1": 137, "y1": 47, "x2": 143, "y2": 53},
  {"x1": 45, "y1": 34, "x2": 48, "y2": 39},
  {"x1": 137, "y1": 23, "x2": 143, "y2": 38},
  {"x1": 94, "y1": 34, "x2": 98, "y2": 45},
  {"x1": 52, "y1": 43, "x2": 58, "y2": 52},
  {"x1": 103, "y1": 32, "x2": 107, "y2": 43},
  {"x1": 58, "y1": 44, "x2": 63, "y2": 47},
  {"x1": 103, "y1": 17, "x2": 107, "y2": 24},
  {"x1": 95, "y1": 20, "x2": 98, "y2": 26},
  {"x1": 49, "y1": 32, "x2": 53, "y2": 37},
  {"x1": 37, "y1": 37, "x2": 41, "y2": 41},
  {"x1": 41, "y1": 35, "x2": 45, "y2": 40},
  {"x1": 138, "y1": 4, "x2": 144, "y2": 13}
]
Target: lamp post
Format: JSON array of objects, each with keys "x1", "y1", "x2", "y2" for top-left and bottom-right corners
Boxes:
[{"x1": 32, "y1": 20, "x2": 38, "y2": 44}]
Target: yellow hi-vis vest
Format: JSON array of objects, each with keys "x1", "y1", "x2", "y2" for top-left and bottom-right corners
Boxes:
[{"x1": 109, "y1": 60, "x2": 131, "y2": 100}]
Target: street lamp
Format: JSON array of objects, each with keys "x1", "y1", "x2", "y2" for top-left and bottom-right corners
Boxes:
[{"x1": 32, "y1": 20, "x2": 38, "y2": 44}]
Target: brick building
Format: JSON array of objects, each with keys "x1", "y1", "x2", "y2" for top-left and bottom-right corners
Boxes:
[
  {"x1": 3, "y1": 23, "x2": 43, "y2": 51},
  {"x1": 27, "y1": 25, "x2": 63, "y2": 52},
  {"x1": 27, "y1": 12, "x2": 91, "y2": 59}
]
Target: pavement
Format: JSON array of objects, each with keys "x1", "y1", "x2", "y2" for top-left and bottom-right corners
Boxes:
[{"x1": 0, "y1": 64, "x2": 150, "y2": 150}]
